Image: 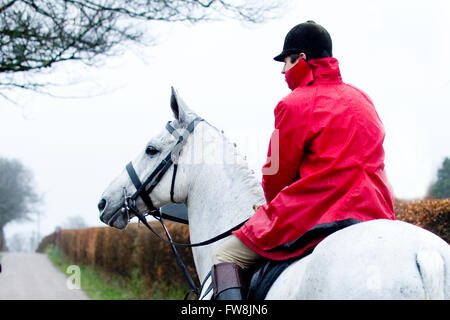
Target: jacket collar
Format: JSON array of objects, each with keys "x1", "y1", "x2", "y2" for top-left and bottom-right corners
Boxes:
[
  {"x1": 287, "y1": 57, "x2": 342, "y2": 90},
  {"x1": 308, "y1": 57, "x2": 342, "y2": 85}
]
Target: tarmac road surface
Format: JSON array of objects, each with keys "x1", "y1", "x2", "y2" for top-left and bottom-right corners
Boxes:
[{"x1": 0, "y1": 252, "x2": 89, "y2": 300}]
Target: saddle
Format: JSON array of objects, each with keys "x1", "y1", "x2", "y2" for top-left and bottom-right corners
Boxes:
[
  {"x1": 244, "y1": 258, "x2": 296, "y2": 300},
  {"x1": 244, "y1": 248, "x2": 314, "y2": 300}
]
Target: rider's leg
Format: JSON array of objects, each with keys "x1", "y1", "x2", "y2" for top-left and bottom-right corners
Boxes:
[{"x1": 211, "y1": 235, "x2": 263, "y2": 300}]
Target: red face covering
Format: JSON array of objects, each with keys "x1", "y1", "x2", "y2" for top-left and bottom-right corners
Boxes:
[{"x1": 285, "y1": 58, "x2": 314, "y2": 90}]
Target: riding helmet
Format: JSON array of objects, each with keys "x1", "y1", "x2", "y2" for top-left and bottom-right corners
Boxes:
[{"x1": 274, "y1": 20, "x2": 332, "y2": 62}]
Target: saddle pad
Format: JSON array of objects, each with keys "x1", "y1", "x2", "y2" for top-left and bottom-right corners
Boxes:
[
  {"x1": 245, "y1": 259, "x2": 294, "y2": 300},
  {"x1": 245, "y1": 251, "x2": 313, "y2": 300}
]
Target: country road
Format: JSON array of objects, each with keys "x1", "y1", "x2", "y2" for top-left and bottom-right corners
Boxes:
[{"x1": 0, "y1": 252, "x2": 89, "y2": 300}]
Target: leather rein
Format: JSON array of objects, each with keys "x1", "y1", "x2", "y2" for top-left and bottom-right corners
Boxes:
[{"x1": 118, "y1": 117, "x2": 247, "y2": 299}]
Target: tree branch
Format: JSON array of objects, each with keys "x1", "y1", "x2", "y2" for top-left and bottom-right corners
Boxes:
[
  {"x1": 0, "y1": 0, "x2": 282, "y2": 95},
  {"x1": 0, "y1": 0, "x2": 16, "y2": 14}
]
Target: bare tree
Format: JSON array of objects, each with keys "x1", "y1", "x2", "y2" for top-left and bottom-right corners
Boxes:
[
  {"x1": 0, "y1": 0, "x2": 282, "y2": 96},
  {"x1": 0, "y1": 157, "x2": 40, "y2": 250}
]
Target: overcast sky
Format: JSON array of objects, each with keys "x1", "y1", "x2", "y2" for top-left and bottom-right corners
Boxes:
[{"x1": 1, "y1": 0, "x2": 449, "y2": 244}]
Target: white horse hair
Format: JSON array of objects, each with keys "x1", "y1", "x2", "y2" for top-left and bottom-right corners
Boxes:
[{"x1": 99, "y1": 89, "x2": 450, "y2": 299}]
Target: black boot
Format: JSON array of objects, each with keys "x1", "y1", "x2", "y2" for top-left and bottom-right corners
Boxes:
[{"x1": 211, "y1": 262, "x2": 245, "y2": 300}]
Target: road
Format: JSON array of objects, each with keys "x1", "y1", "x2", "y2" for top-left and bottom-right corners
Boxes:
[{"x1": 0, "y1": 252, "x2": 89, "y2": 300}]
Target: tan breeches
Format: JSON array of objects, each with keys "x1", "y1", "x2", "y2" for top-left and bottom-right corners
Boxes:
[{"x1": 212, "y1": 235, "x2": 263, "y2": 270}]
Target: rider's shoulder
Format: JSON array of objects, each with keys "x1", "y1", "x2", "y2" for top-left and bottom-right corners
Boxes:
[
  {"x1": 282, "y1": 86, "x2": 316, "y2": 104},
  {"x1": 276, "y1": 88, "x2": 316, "y2": 116}
]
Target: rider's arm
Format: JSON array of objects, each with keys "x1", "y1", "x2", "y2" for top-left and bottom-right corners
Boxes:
[{"x1": 261, "y1": 99, "x2": 312, "y2": 203}]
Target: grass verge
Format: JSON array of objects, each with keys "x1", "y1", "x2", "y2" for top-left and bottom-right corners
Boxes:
[{"x1": 46, "y1": 245, "x2": 187, "y2": 300}]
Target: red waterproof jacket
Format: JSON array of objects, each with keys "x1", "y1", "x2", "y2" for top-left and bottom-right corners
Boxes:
[{"x1": 233, "y1": 57, "x2": 395, "y2": 260}]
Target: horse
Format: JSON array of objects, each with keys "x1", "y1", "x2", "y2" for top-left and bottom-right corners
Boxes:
[{"x1": 98, "y1": 88, "x2": 450, "y2": 299}]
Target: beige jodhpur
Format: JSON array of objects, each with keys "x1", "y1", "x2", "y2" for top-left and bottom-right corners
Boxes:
[{"x1": 212, "y1": 235, "x2": 264, "y2": 270}]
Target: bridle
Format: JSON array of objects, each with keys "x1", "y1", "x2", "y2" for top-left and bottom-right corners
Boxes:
[
  {"x1": 116, "y1": 116, "x2": 247, "y2": 299},
  {"x1": 124, "y1": 117, "x2": 202, "y2": 217}
]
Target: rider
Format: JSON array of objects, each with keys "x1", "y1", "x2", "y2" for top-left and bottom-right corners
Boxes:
[{"x1": 210, "y1": 21, "x2": 396, "y2": 300}]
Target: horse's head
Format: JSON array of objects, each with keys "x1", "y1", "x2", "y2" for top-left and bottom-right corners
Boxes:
[{"x1": 98, "y1": 88, "x2": 202, "y2": 229}]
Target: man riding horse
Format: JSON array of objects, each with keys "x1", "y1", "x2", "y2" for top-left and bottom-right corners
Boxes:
[{"x1": 211, "y1": 21, "x2": 396, "y2": 300}]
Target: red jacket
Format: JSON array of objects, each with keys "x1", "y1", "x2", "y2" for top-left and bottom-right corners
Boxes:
[{"x1": 233, "y1": 57, "x2": 395, "y2": 260}]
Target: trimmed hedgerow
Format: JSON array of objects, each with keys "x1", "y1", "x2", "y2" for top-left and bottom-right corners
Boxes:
[
  {"x1": 394, "y1": 198, "x2": 450, "y2": 244},
  {"x1": 37, "y1": 221, "x2": 198, "y2": 292}
]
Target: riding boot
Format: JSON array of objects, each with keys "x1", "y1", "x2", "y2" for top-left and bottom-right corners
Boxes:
[{"x1": 211, "y1": 262, "x2": 245, "y2": 300}]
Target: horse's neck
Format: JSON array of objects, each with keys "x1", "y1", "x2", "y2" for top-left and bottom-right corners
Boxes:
[{"x1": 185, "y1": 124, "x2": 265, "y2": 281}]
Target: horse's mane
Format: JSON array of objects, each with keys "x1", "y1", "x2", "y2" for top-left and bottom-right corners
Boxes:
[
  {"x1": 205, "y1": 120, "x2": 265, "y2": 203},
  {"x1": 170, "y1": 115, "x2": 264, "y2": 203}
]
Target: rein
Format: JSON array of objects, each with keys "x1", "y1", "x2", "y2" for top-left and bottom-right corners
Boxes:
[{"x1": 119, "y1": 117, "x2": 248, "y2": 299}]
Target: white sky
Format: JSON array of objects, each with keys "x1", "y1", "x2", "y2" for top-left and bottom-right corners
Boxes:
[{"x1": 1, "y1": 0, "x2": 450, "y2": 243}]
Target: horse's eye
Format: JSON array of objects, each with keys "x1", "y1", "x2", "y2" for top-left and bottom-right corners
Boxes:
[{"x1": 145, "y1": 146, "x2": 159, "y2": 157}]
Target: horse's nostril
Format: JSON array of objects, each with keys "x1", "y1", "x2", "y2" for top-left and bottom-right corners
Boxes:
[{"x1": 98, "y1": 199, "x2": 107, "y2": 212}]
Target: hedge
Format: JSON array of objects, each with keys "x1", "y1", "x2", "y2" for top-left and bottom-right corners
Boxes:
[
  {"x1": 37, "y1": 221, "x2": 198, "y2": 289},
  {"x1": 394, "y1": 198, "x2": 450, "y2": 244}
]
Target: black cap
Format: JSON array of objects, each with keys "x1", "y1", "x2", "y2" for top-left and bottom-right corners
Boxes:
[{"x1": 274, "y1": 21, "x2": 332, "y2": 62}]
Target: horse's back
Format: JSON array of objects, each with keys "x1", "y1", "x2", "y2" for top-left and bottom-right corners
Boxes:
[{"x1": 266, "y1": 219, "x2": 450, "y2": 299}]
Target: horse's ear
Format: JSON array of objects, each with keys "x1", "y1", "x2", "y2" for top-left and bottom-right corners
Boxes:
[
  {"x1": 170, "y1": 86, "x2": 195, "y2": 124},
  {"x1": 170, "y1": 86, "x2": 180, "y2": 120}
]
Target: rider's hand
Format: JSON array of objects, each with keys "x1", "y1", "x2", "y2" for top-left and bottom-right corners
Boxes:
[{"x1": 252, "y1": 204, "x2": 264, "y2": 212}]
